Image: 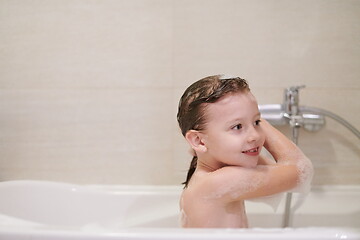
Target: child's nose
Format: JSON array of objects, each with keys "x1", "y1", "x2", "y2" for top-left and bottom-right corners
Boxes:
[{"x1": 247, "y1": 126, "x2": 260, "y2": 142}]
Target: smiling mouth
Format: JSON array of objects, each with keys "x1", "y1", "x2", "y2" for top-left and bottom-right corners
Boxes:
[{"x1": 242, "y1": 147, "x2": 259, "y2": 156}]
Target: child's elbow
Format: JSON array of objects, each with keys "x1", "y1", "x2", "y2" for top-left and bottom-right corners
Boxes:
[{"x1": 294, "y1": 157, "x2": 314, "y2": 192}]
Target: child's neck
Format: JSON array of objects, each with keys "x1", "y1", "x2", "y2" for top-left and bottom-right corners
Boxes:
[{"x1": 197, "y1": 159, "x2": 224, "y2": 172}]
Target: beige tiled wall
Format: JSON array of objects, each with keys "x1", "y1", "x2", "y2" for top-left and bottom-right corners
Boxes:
[{"x1": 1, "y1": 0, "x2": 359, "y2": 185}]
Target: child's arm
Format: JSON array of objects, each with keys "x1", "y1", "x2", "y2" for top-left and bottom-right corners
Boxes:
[
  {"x1": 194, "y1": 120, "x2": 313, "y2": 201},
  {"x1": 261, "y1": 119, "x2": 305, "y2": 166}
]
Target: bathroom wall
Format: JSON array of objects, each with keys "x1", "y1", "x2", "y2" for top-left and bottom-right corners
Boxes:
[{"x1": 1, "y1": 0, "x2": 359, "y2": 185}]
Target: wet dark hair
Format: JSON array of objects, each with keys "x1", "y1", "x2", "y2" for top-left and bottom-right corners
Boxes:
[{"x1": 177, "y1": 75, "x2": 250, "y2": 188}]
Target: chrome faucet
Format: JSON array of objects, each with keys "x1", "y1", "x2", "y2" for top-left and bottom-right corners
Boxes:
[
  {"x1": 283, "y1": 85, "x2": 307, "y2": 133},
  {"x1": 258, "y1": 84, "x2": 360, "y2": 228},
  {"x1": 259, "y1": 85, "x2": 325, "y2": 132},
  {"x1": 284, "y1": 85, "x2": 305, "y2": 116}
]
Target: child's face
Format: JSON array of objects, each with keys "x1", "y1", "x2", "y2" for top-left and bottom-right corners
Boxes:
[{"x1": 200, "y1": 91, "x2": 265, "y2": 168}]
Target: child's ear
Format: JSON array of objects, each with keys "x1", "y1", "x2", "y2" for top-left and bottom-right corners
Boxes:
[{"x1": 185, "y1": 130, "x2": 207, "y2": 153}]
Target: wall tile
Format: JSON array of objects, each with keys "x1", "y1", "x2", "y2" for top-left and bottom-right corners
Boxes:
[
  {"x1": 0, "y1": 0, "x2": 173, "y2": 89},
  {"x1": 0, "y1": 0, "x2": 359, "y2": 186},
  {"x1": 0, "y1": 88, "x2": 174, "y2": 184},
  {"x1": 173, "y1": 0, "x2": 360, "y2": 89}
]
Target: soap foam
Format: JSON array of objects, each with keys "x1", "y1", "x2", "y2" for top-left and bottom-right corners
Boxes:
[
  {"x1": 246, "y1": 154, "x2": 313, "y2": 212},
  {"x1": 179, "y1": 196, "x2": 187, "y2": 227},
  {"x1": 179, "y1": 209, "x2": 187, "y2": 227},
  {"x1": 292, "y1": 156, "x2": 314, "y2": 194},
  {"x1": 286, "y1": 156, "x2": 314, "y2": 212}
]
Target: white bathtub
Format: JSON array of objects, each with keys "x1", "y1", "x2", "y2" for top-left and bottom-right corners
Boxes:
[{"x1": 0, "y1": 181, "x2": 359, "y2": 240}]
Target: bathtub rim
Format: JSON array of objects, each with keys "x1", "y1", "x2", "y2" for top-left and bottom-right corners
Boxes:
[
  {"x1": 0, "y1": 180, "x2": 359, "y2": 238},
  {"x1": 0, "y1": 226, "x2": 360, "y2": 240},
  {"x1": 0, "y1": 179, "x2": 359, "y2": 191}
]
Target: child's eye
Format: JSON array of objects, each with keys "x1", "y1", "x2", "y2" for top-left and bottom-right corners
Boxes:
[
  {"x1": 232, "y1": 124, "x2": 242, "y2": 130},
  {"x1": 254, "y1": 119, "x2": 261, "y2": 126}
]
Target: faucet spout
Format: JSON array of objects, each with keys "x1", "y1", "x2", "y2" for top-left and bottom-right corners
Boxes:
[{"x1": 284, "y1": 85, "x2": 306, "y2": 116}]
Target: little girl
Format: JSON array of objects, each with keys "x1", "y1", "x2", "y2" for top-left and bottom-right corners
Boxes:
[{"x1": 177, "y1": 75, "x2": 313, "y2": 228}]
